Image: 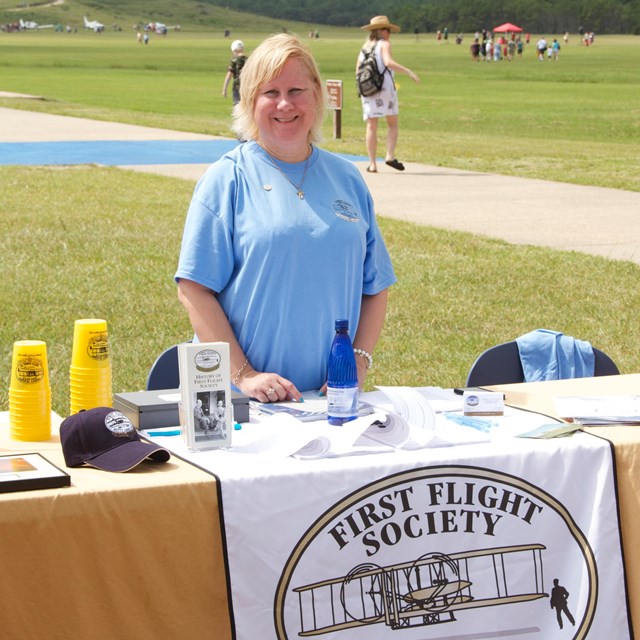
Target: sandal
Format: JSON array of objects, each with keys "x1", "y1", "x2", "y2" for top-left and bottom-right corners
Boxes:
[
  {"x1": 366, "y1": 166, "x2": 377, "y2": 173},
  {"x1": 385, "y1": 159, "x2": 405, "y2": 171}
]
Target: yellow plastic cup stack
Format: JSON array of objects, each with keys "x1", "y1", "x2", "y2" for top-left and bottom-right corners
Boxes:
[
  {"x1": 69, "y1": 319, "x2": 112, "y2": 414},
  {"x1": 9, "y1": 340, "x2": 52, "y2": 441}
]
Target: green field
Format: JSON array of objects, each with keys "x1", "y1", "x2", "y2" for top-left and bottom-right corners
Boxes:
[
  {"x1": 1, "y1": 30, "x2": 640, "y2": 415},
  {"x1": 2, "y1": 30, "x2": 639, "y2": 189}
]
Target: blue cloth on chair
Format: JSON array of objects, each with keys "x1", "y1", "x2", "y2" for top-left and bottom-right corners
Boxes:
[{"x1": 515, "y1": 329, "x2": 595, "y2": 382}]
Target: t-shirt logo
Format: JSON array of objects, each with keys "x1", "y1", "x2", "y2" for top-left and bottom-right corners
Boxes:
[{"x1": 333, "y1": 200, "x2": 360, "y2": 223}]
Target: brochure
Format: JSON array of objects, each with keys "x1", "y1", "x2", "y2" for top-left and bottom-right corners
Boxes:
[{"x1": 178, "y1": 341, "x2": 233, "y2": 451}]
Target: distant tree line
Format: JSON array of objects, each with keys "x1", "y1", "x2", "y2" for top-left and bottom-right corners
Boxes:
[
  {"x1": 394, "y1": 0, "x2": 639, "y2": 35},
  {"x1": 204, "y1": 0, "x2": 640, "y2": 34}
]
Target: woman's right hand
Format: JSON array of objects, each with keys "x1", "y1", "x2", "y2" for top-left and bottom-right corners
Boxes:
[{"x1": 238, "y1": 369, "x2": 302, "y2": 404}]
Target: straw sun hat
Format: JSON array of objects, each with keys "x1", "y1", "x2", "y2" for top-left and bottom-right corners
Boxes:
[{"x1": 361, "y1": 15, "x2": 401, "y2": 33}]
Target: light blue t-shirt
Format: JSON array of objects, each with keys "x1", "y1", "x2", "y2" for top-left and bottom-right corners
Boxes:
[
  {"x1": 516, "y1": 329, "x2": 594, "y2": 382},
  {"x1": 175, "y1": 141, "x2": 396, "y2": 391}
]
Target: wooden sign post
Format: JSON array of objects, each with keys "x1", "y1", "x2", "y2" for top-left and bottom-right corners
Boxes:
[{"x1": 325, "y1": 79, "x2": 343, "y2": 139}]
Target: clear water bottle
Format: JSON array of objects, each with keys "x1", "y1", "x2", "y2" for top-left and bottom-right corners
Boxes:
[{"x1": 327, "y1": 319, "x2": 358, "y2": 425}]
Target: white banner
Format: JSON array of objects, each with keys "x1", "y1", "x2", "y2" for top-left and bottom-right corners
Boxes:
[{"x1": 212, "y1": 432, "x2": 631, "y2": 639}]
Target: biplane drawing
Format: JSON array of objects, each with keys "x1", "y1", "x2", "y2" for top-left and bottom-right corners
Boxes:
[{"x1": 293, "y1": 543, "x2": 547, "y2": 636}]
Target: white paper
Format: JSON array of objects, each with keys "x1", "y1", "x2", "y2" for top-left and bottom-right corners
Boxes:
[
  {"x1": 144, "y1": 387, "x2": 566, "y2": 459},
  {"x1": 555, "y1": 395, "x2": 640, "y2": 423},
  {"x1": 288, "y1": 386, "x2": 493, "y2": 457}
]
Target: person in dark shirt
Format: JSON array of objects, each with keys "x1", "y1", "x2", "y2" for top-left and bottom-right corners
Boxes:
[
  {"x1": 222, "y1": 39, "x2": 247, "y2": 105},
  {"x1": 550, "y1": 579, "x2": 575, "y2": 629},
  {"x1": 470, "y1": 38, "x2": 480, "y2": 61}
]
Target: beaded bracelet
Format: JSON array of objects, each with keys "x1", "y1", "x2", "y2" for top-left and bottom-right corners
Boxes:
[
  {"x1": 232, "y1": 358, "x2": 249, "y2": 386},
  {"x1": 353, "y1": 348, "x2": 373, "y2": 369}
]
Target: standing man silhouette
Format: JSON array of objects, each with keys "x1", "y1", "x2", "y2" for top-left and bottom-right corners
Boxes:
[{"x1": 550, "y1": 578, "x2": 575, "y2": 629}]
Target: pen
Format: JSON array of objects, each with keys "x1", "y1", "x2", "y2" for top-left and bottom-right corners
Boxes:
[
  {"x1": 444, "y1": 414, "x2": 494, "y2": 433},
  {"x1": 146, "y1": 429, "x2": 181, "y2": 437}
]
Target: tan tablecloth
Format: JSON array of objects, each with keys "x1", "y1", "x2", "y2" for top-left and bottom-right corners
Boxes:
[
  {"x1": 4, "y1": 374, "x2": 640, "y2": 639},
  {"x1": 489, "y1": 373, "x2": 640, "y2": 637},
  {"x1": 0, "y1": 412, "x2": 232, "y2": 640}
]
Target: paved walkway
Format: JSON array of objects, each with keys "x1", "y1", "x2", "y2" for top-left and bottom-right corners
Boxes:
[{"x1": 2, "y1": 105, "x2": 639, "y2": 264}]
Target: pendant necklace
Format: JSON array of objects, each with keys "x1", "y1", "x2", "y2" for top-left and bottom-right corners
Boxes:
[{"x1": 265, "y1": 147, "x2": 311, "y2": 200}]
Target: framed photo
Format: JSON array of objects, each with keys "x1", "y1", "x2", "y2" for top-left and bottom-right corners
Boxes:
[{"x1": 0, "y1": 453, "x2": 71, "y2": 493}]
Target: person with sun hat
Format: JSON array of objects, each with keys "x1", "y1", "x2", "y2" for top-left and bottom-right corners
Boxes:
[{"x1": 357, "y1": 15, "x2": 420, "y2": 173}]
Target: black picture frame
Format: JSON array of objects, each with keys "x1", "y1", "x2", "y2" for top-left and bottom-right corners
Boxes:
[{"x1": 0, "y1": 453, "x2": 71, "y2": 493}]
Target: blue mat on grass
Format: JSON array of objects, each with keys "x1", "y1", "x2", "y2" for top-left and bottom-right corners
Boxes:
[
  {"x1": 0, "y1": 140, "x2": 238, "y2": 166},
  {"x1": 0, "y1": 140, "x2": 367, "y2": 166}
]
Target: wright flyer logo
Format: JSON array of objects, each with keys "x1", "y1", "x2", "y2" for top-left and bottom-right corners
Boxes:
[
  {"x1": 276, "y1": 466, "x2": 597, "y2": 638},
  {"x1": 216, "y1": 436, "x2": 631, "y2": 639}
]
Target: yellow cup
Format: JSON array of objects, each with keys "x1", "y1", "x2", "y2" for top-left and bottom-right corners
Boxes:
[
  {"x1": 10, "y1": 340, "x2": 50, "y2": 390},
  {"x1": 69, "y1": 385, "x2": 112, "y2": 398},
  {"x1": 70, "y1": 383, "x2": 111, "y2": 393},
  {"x1": 9, "y1": 416, "x2": 51, "y2": 441},
  {"x1": 71, "y1": 319, "x2": 110, "y2": 369},
  {"x1": 69, "y1": 367, "x2": 112, "y2": 382},
  {"x1": 69, "y1": 364, "x2": 112, "y2": 375},
  {"x1": 9, "y1": 387, "x2": 51, "y2": 400},
  {"x1": 8, "y1": 398, "x2": 51, "y2": 415},
  {"x1": 9, "y1": 402, "x2": 50, "y2": 419},
  {"x1": 8, "y1": 341, "x2": 51, "y2": 441},
  {"x1": 69, "y1": 319, "x2": 112, "y2": 413},
  {"x1": 69, "y1": 365, "x2": 112, "y2": 413}
]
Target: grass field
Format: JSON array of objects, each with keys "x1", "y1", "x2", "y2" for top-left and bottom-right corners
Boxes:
[
  {"x1": 1, "y1": 30, "x2": 640, "y2": 415},
  {"x1": 2, "y1": 31, "x2": 639, "y2": 189}
]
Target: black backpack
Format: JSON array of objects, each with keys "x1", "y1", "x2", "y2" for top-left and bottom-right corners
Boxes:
[{"x1": 356, "y1": 44, "x2": 386, "y2": 97}]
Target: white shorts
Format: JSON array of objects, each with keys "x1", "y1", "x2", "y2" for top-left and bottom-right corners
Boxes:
[{"x1": 361, "y1": 85, "x2": 398, "y2": 120}]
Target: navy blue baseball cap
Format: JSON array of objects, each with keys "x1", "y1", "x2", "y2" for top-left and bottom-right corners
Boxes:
[{"x1": 60, "y1": 407, "x2": 170, "y2": 472}]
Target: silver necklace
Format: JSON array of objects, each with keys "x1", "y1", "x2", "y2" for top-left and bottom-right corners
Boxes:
[{"x1": 265, "y1": 149, "x2": 311, "y2": 200}]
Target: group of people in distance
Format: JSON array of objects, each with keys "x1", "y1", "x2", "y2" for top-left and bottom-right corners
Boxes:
[
  {"x1": 470, "y1": 31, "x2": 525, "y2": 62},
  {"x1": 469, "y1": 31, "x2": 567, "y2": 63},
  {"x1": 536, "y1": 37, "x2": 562, "y2": 61},
  {"x1": 178, "y1": 17, "x2": 418, "y2": 405}
]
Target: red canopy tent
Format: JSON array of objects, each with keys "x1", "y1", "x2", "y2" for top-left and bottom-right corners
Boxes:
[{"x1": 493, "y1": 22, "x2": 523, "y2": 32}]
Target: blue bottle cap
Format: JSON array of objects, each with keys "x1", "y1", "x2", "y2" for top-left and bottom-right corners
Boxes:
[{"x1": 335, "y1": 319, "x2": 349, "y2": 330}]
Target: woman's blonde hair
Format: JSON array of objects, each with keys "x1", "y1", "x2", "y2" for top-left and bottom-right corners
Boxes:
[{"x1": 232, "y1": 33, "x2": 326, "y2": 144}]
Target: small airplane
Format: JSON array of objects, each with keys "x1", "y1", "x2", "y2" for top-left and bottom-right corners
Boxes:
[
  {"x1": 19, "y1": 18, "x2": 53, "y2": 30},
  {"x1": 294, "y1": 544, "x2": 548, "y2": 635},
  {"x1": 145, "y1": 22, "x2": 180, "y2": 35},
  {"x1": 83, "y1": 16, "x2": 104, "y2": 32},
  {"x1": 148, "y1": 22, "x2": 167, "y2": 35}
]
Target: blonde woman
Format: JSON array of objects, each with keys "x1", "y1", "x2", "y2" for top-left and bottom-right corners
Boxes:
[
  {"x1": 176, "y1": 34, "x2": 396, "y2": 401},
  {"x1": 357, "y1": 15, "x2": 420, "y2": 173}
]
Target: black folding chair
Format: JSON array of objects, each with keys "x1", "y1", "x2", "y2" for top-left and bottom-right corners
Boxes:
[
  {"x1": 146, "y1": 344, "x2": 182, "y2": 390},
  {"x1": 466, "y1": 340, "x2": 619, "y2": 387}
]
